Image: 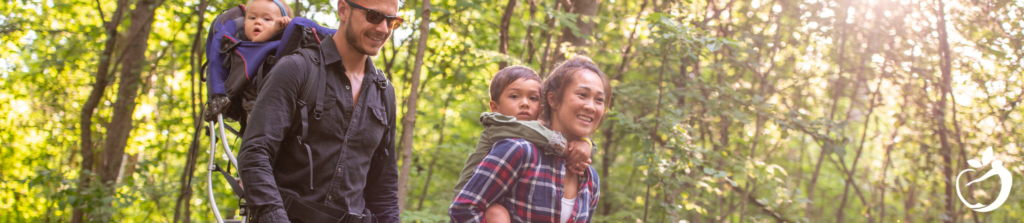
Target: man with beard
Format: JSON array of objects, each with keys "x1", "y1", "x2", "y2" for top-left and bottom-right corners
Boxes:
[{"x1": 237, "y1": 0, "x2": 403, "y2": 222}]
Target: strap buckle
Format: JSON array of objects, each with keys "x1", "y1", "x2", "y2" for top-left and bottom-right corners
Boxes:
[
  {"x1": 340, "y1": 213, "x2": 365, "y2": 223},
  {"x1": 220, "y1": 38, "x2": 243, "y2": 54},
  {"x1": 296, "y1": 135, "x2": 315, "y2": 190},
  {"x1": 266, "y1": 55, "x2": 278, "y2": 65}
]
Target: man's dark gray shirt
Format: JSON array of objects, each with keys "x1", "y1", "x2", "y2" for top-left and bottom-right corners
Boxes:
[{"x1": 238, "y1": 37, "x2": 399, "y2": 222}]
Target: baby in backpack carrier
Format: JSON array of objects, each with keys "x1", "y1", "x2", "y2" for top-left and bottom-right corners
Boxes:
[
  {"x1": 230, "y1": 0, "x2": 293, "y2": 190},
  {"x1": 244, "y1": 0, "x2": 293, "y2": 42}
]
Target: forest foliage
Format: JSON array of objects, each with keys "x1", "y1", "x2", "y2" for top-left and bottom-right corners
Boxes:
[{"x1": 2, "y1": 0, "x2": 1024, "y2": 222}]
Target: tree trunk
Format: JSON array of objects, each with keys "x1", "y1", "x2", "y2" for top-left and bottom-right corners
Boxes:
[
  {"x1": 837, "y1": 76, "x2": 883, "y2": 222},
  {"x1": 877, "y1": 92, "x2": 907, "y2": 223},
  {"x1": 397, "y1": 0, "x2": 431, "y2": 211},
  {"x1": 520, "y1": 0, "x2": 538, "y2": 63},
  {"x1": 292, "y1": 0, "x2": 303, "y2": 18},
  {"x1": 174, "y1": 121, "x2": 203, "y2": 223},
  {"x1": 117, "y1": 153, "x2": 140, "y2": 184},
  {"x1": 537, "y1": 1, "x2": 562, "y2": 76},
  {"x1": 611, "y1": 0, "x2": 647, "y2": 80},
  {"x1": 642, "y1": 52, "x2": 669, "y2": 223},
  {"x1": 497, "y1": 0, "x2": 517, "y2": 69},
  {"x1": 806, "y1": 0, "x2": 852, "y2": 217},
  {"x1": 96, "y1": 0, "x2": 161, "y2": 219},
  {"x1": 907, "y1": 179, "x2": 918, "y2": 222},
  {"x1": 553, "y1": 0, "x2": 598, "y2": 61},
  {"x1": 74, "y1": 0, "x2": 129, "y2": 221},
  {"x1": 416, "y1": 82, "x2": 453, "y2": 210},
  {"x1": 174, "y1": 0, "x2": 208, "y2": 221},
  {"x1": 935, "y1": 0, "x2": 956, "y2": 221},
  {"x1": 715, "y1": 52, "x2": 731, "y2": 152}
]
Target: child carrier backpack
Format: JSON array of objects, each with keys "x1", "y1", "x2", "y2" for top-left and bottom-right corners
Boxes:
[{"x1": 203, "y1": 4, "x2": 337, "y2": 130}]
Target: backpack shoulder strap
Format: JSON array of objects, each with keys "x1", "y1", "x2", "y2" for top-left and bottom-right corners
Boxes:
[
  {"x1": 292, "y1": 40, "x2": 329, "y2": 139},
  {"x1": 371, "y1": 68, "x2": 395, "y2": 160},
  {"x1": 291, "y1": 46, "x2": 326, "y2": 190},
  {"x1": 312, "y1": 46, "x2": 328, "y2": 121},
  {"x1": 374, "y1": 68, "x2": 394, "y2": 128},
  {"x1": 293, "y1": 48, "x2": 320, "y2": 140}
]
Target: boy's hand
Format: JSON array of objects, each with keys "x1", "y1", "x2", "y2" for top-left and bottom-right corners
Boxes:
[{"x1": 565, "y1": 140, "x2": 592, "y2": 175}]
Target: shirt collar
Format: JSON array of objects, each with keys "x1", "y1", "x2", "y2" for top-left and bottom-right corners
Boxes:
[
  {"x1": 321, "y1": 37, "x2": 343, "y2": 65},
  {"x1": 321, "y1": 37, "x2": 387, "y2": 84}
]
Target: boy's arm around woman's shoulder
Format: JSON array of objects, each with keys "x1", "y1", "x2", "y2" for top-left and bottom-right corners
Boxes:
[{"x1": 478, "y1": 112, "x2": 566, "y2": 156}]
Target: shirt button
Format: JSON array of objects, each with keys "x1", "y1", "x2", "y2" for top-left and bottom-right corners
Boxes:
[
  {"x1": 337, "y1": 168, "x2": 341, "y2": 173},
  {"x1": 328, "y1": 195, "x2": 333, "y2": 200},
  {"x1": 345, "y1": 85, "x2": 350, "y2": 90}
]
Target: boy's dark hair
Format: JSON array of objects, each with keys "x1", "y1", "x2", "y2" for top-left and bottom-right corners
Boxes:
[
  {"x1": 489, "y1": 65, "x2": 542, "y2": 103},
  {"x1": 539, "y1": 55, "x2": 612, "y2": 123}
]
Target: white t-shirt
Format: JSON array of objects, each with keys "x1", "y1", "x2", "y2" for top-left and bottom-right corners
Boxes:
[{"x1": 560, "y1": 197, "x2": 576, "y2": 223}]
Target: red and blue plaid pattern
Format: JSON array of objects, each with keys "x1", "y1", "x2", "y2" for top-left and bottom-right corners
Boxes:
[{"x1": 450, "y1": 138, "x2": 600, "y2": 223}]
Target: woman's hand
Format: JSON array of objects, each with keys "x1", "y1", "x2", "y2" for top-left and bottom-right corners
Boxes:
[{"x1": 565, "y1": 140, "x2": 592, "y2": 175}]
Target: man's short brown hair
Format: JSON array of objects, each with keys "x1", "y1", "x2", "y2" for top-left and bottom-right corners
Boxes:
[{"x1": 489, "y1": 65, "x2": 542, "y2": 103}]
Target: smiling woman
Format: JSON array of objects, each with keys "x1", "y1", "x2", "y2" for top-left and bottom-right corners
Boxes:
[
  {"x1": 540, "y1": 56, "x2": 611, "y2": 142},
  {"x1": 450, "y1": 55, "x2": 609, "y2": 222},
  {"x1": 541, "y1": 56, "x2": 610, "y2": 222}
]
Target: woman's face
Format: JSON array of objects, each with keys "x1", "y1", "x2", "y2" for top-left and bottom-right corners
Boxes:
[{"x1": 548, "y1": 70, "x2": 606, "y2": 140}]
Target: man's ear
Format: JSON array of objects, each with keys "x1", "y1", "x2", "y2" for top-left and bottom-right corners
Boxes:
[
  {"x1": 337, "y1": 1, "x2": 349, "y2": 23},
  {"x1": 489, "y1": 101, "x2": 499, "y2": 113}
]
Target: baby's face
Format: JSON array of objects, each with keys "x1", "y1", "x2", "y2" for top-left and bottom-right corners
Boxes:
[{"x1": 244, "y1": 0, "x2": 284, "y2": 40}]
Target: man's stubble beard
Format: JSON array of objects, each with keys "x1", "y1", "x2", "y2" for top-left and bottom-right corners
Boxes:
[{"x1": 344, "y1": 15, "x2": 381, "y2": 57}]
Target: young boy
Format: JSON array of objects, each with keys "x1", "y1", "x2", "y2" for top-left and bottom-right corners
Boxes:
[
  {"x1": 453, "y1": 65, "x2": 594, "y2": 222},
  {"x1": 244, "y1": 0, "x2": 293, "y2": 42}
]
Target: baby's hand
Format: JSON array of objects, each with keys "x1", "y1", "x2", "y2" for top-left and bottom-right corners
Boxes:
[
  {"x1": 268, "y1": 17, "x2": 291, "y2": 33},
  {"x1": 565, "y1": 140, "x2": 592, "y2": 175}
]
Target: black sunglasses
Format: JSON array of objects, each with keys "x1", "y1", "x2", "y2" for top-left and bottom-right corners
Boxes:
[{"x1": 345, "y1": 0, "x2": 404, "y2": 29}]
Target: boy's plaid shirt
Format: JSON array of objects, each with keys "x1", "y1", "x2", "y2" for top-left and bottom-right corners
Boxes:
[{"x1": 450, "y1": 138, "x2": 600, "y2": 223}]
